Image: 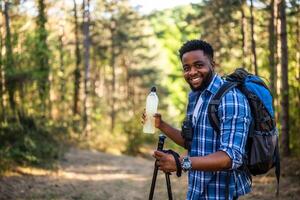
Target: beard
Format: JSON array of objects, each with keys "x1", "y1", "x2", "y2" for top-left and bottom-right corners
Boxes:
[{"x1": 189, "y1": 69, "x2": 214, "y2": 92}]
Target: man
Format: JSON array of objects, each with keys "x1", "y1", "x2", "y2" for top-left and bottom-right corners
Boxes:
[{"x1": 146, "y1": 40, "x2": 252, "y2": 199}]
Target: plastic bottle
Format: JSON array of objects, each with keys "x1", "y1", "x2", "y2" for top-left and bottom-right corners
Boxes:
[{"x1": 143, "y1": 86, "x2": 159, "y2": 134}]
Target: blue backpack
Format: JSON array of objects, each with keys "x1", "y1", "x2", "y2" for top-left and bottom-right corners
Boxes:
[{"x1": 208, "y1": 68, "x2": 280, "y2": 194}]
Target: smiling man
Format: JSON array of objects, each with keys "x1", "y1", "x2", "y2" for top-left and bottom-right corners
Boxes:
[{"x1": 150, "y1": 40, "x2": 252, "y2": 199}]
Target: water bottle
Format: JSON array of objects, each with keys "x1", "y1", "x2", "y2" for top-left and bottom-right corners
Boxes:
[{"x1": 143, "y1": 86, "x2": 159, "y2": 134}]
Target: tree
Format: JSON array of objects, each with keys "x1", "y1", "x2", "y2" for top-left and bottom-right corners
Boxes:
[
  {"x1": 249, "y1": 0, "x2": 258, "y2": 75},
  {"x1": 3, "y1": 0, "x2": 15, "y2": 112},
  {"x1": 58, "y1": 26, "x2": 66, "y2": 113},
  {"x1": 0, "y1": 10, "x2": 4, "y2": 120},
  {"x1": 268, "y1": 0, "x2": 278, "y2": 97},
  {"x1": 279, "y1": 0, "x2": 290, "y2": 156},
  {"x1": 240, "y1": 0, "x2": 248, "y2": 69},
  {"x1": 73, "y1": 0, "x2": 81, "y2": 116},
  {"x1": 35, "y1": 0, "x2": 50, "y2": 116},
  {"x1": 82, "y1": 0, "x2": 91, "y2": 134},
  {"x1": 109, "y1": 15, "x2": 116, "y2": 133}
]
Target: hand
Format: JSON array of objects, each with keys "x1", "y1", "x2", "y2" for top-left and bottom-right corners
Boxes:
[
  {"x1": 153, "y1": 113, "x2": 163, "y2": 129},
  {"x1": 153, "y1": 150, "x2": 177, "y2": 173},
  {"x1": 141, "y1": 110, "x2": 163, "y2": 129},
  {"x1": 141, "y1": 109, "x2": 147, "y2": 124}
]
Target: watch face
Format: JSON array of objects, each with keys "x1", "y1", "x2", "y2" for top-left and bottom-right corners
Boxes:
[{"x1": 182, "y1": 157, "x2": 192, "y2": 171}]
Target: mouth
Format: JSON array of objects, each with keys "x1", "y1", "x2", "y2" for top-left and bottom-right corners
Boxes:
[{"x1": 190, "y1": 77, "x2": 202, "y2": 86}]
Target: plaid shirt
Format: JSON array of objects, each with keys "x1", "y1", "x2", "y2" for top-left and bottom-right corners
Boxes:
[{"x1": 186, "y1": 74, "x2": 252, "y2": 200}]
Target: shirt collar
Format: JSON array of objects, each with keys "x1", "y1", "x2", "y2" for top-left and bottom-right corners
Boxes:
[
  {"x1": 188, "y1": 74, "x2": 223, "y2": 98},
  {"x1": 205, "y1": 74, "x2": 223, "y2": 95}
]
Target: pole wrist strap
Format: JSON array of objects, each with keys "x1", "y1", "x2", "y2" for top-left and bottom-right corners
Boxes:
[{"x1": 163, "y1": 149, "x2": 182, "y2": 177}]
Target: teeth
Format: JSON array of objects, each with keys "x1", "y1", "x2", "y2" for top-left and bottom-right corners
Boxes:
[{"x1": 191, "y1": 77, "x2": 200, "y2": 82}]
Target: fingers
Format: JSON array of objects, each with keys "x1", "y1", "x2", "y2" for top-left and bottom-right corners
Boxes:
[
  {"x1": 153, "y1": 113, "x2": 162, "y2": 128},
  {"x1": 153, "y1": 113, "x2": 161, "y2": 118},
  {"x1": 141, "y1": 109, "x2": 147, "y2": 124},
  {"x1": 143, "y1": 112, "x2": 160, "y2": 120},
  {"x1": 153, "y1": 151, "x2": 177, "y2": 173},
  {"x1": 153, "y1": 150, "x2": 166, "y2": 159},
  {"x1": 142, "y1": 110, "x2": 162, "y2": 128}
]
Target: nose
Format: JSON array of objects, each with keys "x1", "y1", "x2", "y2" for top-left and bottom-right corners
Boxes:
[{"x1": 189, "y1": 66, "x2": 197, "y2": 76}]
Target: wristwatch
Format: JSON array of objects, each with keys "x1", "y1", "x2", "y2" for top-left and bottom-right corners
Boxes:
[{"x1": 181, "y1": 156, "x2": 192, "y2": 172}]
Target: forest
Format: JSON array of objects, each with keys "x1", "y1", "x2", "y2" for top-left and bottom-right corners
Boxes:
[{"x1": 0, "y1": 0, "x2": 299, "y2": 198}]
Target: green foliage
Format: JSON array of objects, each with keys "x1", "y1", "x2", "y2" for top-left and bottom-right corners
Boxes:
[
  {"x1": 0, "y1": 113, "x2": 66, "y2": 173},
  {"x1": 123, "y1": 115, "x2": 145, "y2": 155},
  {"x1": 122, "y1": 112, "x2": 157, "y2": 155},
  {"x1": 0, "y1": 0, "x2": 299, "y2": 167},
  {"x1": 148, "y1": 5, "x2": 199, "y2": 123}
]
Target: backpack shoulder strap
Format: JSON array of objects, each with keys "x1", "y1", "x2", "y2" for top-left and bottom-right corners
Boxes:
[{"x1": 208, "y1": 81, "x2": 238, "y2": 134}]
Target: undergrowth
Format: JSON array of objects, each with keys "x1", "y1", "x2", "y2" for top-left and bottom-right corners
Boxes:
[{"x1": 0, "y1": 113, "x2": 68, "y2": 174}]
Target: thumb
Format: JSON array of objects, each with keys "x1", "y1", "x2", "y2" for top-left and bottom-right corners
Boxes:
[{"x1": 153, "y1": 150, "x2": 166, "y2": 158}]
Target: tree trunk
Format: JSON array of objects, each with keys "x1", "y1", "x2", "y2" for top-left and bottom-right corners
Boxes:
[
  {"x1": 82, "y1": 0, "x2": 91, "y2": 134},
  {"x1": 279, "y1": 0, "x2": 290, "y2": 156},
  {"x1": 249, "y1": 0, "x2": 258, "y2": 75},
  {"x1": 240, "y1": 0, "x2": 248, "y2": 69},
  {"x1": 3, "y1": 1, "x2": 15, "y2": 112},
  {"x1": 0, "y1": 18, "x2": 5, "y2": 120},
  {"x1": 58, "y1": 28, "x2": 65, "y2": 115},
  {"x1": 110, "y1": 22, "x2": 116, "y2": 134},
  {"x1": 36, "y1": 0, "x2": 50, "y2": 116},
  {"x1": 275, "y1": 0, "x2": 281, "y2": 123},
  {"x1": 73, "y1": 0, "x2": 81, "y2": 116},
  {"x1": 268, "y1": 0, "x2": 277, "y2": 97},
  {"x1": 296, "y1": 3, "x2": 300, "y2": 110}
]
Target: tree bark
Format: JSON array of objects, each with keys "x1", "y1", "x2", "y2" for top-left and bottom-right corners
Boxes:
[
  {"x1": 268, "y1": 0, "x2": 277, "y2": 97},
  {"x1": 279, "y1": 0, "x2": 290, "y2": 156},
  {"x1": 296, "y1": 3, "x2": 300, "y2": 110},
  {"x1": 82, "y1": 0, "x2": 91, "y2": 134},
  {"x1": 36, "y1": 0, "x2": 50, "y2": 116},
  {"x1": 110, "y1": 19, "x2": 116, "y2": 134},
  {"x1": 73, "y1": 0, "x2": 81, "y2": 116},
  {"x1": 0, "y1": 16, "x2": 5, "y2": 120},
  {"x1": 3, "y1": 1, "x2": 15, "y2": 112},
  {"x1": 58, "y1": 28, "x2": 65, "y2": 115},
  {"x1": 249, "y1": 0, "x2": 258, "y2": 75},
  {"x1": 240, "y1": 0, "x2": 248, "y2": 69}
]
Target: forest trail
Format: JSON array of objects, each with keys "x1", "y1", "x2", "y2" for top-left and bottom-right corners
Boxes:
[{"x1": 0, "y1": 148, "x2": 299, "y2": 200}]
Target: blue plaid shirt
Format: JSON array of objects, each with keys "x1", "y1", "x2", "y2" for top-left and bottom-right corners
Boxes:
[{"x1": 186, "y1": 74, "x2": 252, "y2": 200}]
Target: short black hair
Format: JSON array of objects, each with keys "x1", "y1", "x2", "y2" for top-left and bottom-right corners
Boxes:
[{"x1": 179, "y1": 39, "x2": 214, "y2": 61}]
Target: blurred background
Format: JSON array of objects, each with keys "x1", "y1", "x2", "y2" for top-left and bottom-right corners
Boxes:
[{"x1": 0, "y1": 0, "x2": 299, "y2": 178}]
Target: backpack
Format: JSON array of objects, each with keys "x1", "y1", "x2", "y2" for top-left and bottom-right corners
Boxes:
[{"x1": 208, "y1": 68, "x2": 280, "y2": 195}]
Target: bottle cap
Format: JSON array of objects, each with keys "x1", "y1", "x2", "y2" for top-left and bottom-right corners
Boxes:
[{"x1": 151, "y1": 86, "x2": 156, "y2": 92}]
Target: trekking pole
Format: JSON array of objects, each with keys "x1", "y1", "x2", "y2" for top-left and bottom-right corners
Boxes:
[
  {"x1": 165, "y1": 172, "x2": 173, "y2": 200},
  {"x1": 149, "y1": 134, "x2": 173, "y2": 200}
]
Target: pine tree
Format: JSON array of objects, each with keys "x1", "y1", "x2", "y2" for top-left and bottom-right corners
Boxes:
[
  {"x1": 279, "y1": 0, "x2": 290, "y2": 156},
  {"x1": 35, "y1": 0, "x2": 50, "y2": 116}
]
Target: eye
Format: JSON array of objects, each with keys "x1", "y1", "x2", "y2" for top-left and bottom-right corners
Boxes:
[
  {"x1": 183, "y1": 65, "x2": 190, "y2": 72},
  {"x1": 194, "y1": 63, "x2": 204, "y2": 69}
]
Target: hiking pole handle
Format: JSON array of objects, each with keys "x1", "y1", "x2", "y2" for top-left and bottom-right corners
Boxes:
[
  {"x1": 157, "y1": 134, "x2": 173, "y2": 200},
  {"x1": 157, "y1": 134, "x2": 166, "y2": 151},
  {"x1": 149, "y1": 134, "x2": 166, "y2": 200}
]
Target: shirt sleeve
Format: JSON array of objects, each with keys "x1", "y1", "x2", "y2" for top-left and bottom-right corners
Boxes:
[{"x1": 217, "y1": 88, "x2": 251, "y2": 170}]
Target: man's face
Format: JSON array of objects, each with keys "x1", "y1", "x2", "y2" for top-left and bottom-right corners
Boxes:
[{"x1": 181, "y1": 50, "x2": 214, "y2": 90}]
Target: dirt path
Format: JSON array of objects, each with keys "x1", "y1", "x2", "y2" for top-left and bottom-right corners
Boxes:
[
  {"x1": 0, "y1": 148, "x2": 299, "y2": 200},
  {"x1": 0, "y1": 148, "x2": 187, "y2": 200}
]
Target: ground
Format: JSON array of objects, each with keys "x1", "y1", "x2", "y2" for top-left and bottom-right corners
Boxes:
[{"x1": 0, "y1": 148, "x2": 299, "y2": 200}]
